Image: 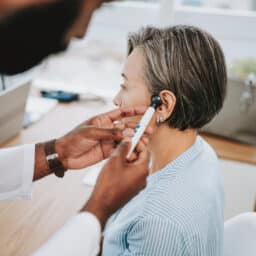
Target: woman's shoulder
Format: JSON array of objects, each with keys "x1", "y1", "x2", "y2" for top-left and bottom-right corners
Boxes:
[{"x1": 199, "y1": 136, "x2": 219, "y2": 163}]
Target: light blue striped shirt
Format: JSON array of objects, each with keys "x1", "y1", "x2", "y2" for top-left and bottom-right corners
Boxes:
[{"x1": 103, "y1": 136, "x2": 224, "y2": 256}]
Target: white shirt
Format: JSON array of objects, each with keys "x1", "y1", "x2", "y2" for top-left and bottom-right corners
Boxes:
[
  {"x1": 0, "y1": 145, "x2": 101, "y2": 255},
  {"x1": 0, "y1": 144, "x2": 34, "y2": 200}
]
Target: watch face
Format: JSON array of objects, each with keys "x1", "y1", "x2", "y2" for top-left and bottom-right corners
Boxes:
[{"x1": 46, "y1": 153, "x2": 58, "y2": 161}]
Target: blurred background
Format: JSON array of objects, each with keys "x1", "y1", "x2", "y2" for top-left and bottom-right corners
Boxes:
[{"x1": 1, "y1": 0, "x2": 256, "y2": 220}]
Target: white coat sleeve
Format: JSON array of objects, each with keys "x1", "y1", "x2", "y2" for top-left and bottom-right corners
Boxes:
[
  {"x1": 33, "y1": 212, "x2": 101, "y2": 256},
  {"x1": 0, "y1": 144, "x2": 35, "y2": 200}
]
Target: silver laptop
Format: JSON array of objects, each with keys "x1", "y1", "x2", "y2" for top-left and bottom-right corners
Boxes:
[{"x1": 0, "y1": 83, "x2": 31, "y2": 144}]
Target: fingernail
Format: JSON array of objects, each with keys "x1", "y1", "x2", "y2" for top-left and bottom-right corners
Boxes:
[{"x1": 123, "y1": 129, "x2": 134, "y2": 137}]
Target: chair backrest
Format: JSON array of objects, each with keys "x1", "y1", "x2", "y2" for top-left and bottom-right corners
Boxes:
[{"x1": 224, "y1": 212, "x2": 256, "y2": 256}]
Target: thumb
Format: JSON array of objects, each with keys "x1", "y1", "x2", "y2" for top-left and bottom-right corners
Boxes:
[
  {"x1": 134, "y1": 146, "x2": 150, "y2": 166},
  {"x1": 117, "y1": 139, "x2": 131, "y2": 160}
]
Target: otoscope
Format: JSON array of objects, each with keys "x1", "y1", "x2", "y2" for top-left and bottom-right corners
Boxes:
[{"x1": 127, "y1": 95, "x2": 162, "y2": 158}]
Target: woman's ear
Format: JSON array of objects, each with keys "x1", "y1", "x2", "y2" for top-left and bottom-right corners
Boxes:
[{"x1": 156, "y1": 90, "x2": 176, "y2": 121}]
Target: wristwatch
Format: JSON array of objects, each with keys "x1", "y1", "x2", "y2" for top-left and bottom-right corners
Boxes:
[{"x1": 44, "y1": 139, "x2": 67, "y2": 178}]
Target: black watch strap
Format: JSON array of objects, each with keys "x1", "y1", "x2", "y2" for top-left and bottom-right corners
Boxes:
[{"x1": 44, "y1": 139, "x2": 66, "y2": 178}]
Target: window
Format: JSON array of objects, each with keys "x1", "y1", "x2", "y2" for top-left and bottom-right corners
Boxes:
[
  {"x1": 89, "y1": 0, "x2": 256, "y2": 60},
  {"x1": 177, "y1": 0, "x2": 256, "y2": 11}
]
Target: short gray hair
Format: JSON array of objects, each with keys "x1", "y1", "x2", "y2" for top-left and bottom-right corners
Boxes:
[{"x1": 127, "y1": 25, "x2": 227, "y2": 130}]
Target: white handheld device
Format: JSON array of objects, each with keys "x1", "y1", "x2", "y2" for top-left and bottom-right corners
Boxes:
[{"x1": 127, "y1": 95, "x2": 162, "y2": 158}]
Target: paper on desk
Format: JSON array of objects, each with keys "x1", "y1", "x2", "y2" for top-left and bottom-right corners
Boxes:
[
  {"x1": 82, "y1": 160, "x2": 106, "y2": 186},
  {"x1": 24, "y1": 96, "x2": 58, "y2": 128}
]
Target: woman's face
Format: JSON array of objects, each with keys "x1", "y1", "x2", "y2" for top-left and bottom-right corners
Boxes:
[{"x1": 113, "y1": 48, "x2": 151, "y2": 108}]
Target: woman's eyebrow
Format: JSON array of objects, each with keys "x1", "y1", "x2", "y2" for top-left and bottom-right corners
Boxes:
[{"x1": 121, "y1": 73, "x2": 128, "y2": 80}]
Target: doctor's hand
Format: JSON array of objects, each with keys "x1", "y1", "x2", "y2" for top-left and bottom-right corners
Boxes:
[
  {"x1": 81, "y1": 139, "x2": 150, "y2": 228},
  {"x1": 55, "y1": 106, "x2": 150, "y2": 170},
  {"x1": 34, "y1": 106, "x2": 151, "y2": 180}
]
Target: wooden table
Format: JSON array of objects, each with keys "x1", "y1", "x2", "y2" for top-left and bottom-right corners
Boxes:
[
  {"x1": 202, "y1": 134, "x2": 256, "y2": 165},
  {"x1": 0, "y1": 99, "x2": 256, "y2": 256}
]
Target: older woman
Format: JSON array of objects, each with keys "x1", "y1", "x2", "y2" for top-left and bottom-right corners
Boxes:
[{"x1": 102, "y1": 25, "x2": 227, "y2": 256}]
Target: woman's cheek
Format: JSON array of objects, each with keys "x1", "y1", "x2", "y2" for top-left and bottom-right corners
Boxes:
[
  {"x1": 129, "y1": 90, "x2": 149, "y2": 107},
  {"x1": 117, "y1": 87, "x2": 151, "y2": 107},
  {"x1": 120, "y1": 91, "x2": 137, "y2": 107}
]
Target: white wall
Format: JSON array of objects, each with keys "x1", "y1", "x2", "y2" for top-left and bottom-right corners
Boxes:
[
  {"x1": 86, "y1": 2, "x2": 256, "y2": 61},
  {"x1": 174, "y1": 6, "x2": 256, "y2": 60},
  {"x1": 220, "y1": 160, "x2": 256, "y2": 220}
]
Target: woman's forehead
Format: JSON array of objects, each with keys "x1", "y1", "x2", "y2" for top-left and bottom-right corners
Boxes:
[{"x1": 122, "y1": 48, "x2": 145, "y2": 82}]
